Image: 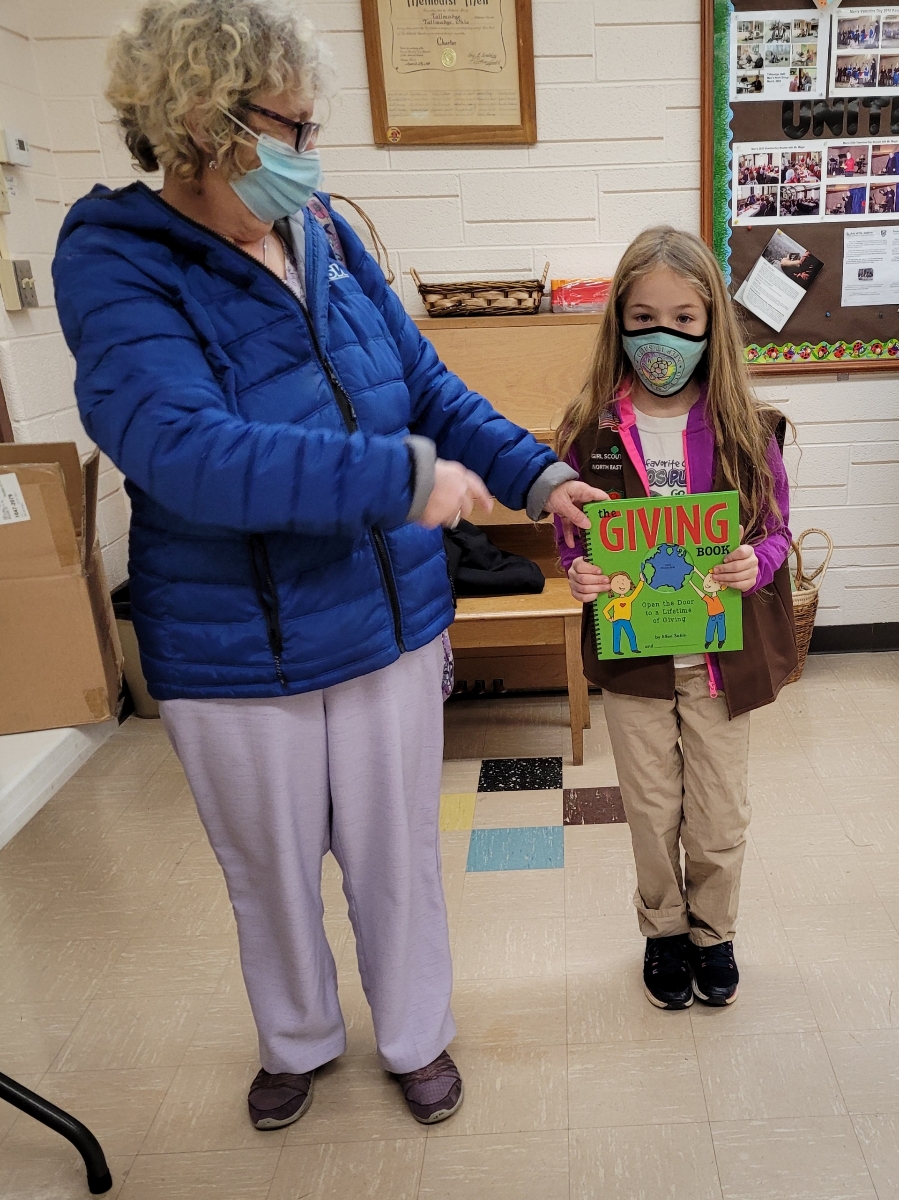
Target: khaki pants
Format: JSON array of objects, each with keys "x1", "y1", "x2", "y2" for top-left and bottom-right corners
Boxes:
[{"x1": 602, "y1": 665, "x2": 751, "y2": 947}]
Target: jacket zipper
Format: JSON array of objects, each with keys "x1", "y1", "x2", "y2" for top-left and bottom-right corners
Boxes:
[
  {"x1": 248, "y1": 533, "x2": 288, "y2": 688},
  {"x1": 148, "y1": 191, "x2": 407, "y2": 656}
]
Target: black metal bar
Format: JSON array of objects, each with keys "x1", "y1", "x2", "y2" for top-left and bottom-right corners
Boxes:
[{"x1": 0, "y1": 1071, "x2": 112, "y2": 1194}]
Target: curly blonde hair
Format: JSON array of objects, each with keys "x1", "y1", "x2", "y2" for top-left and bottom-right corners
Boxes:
[{"x1": 106, "y1": 0, "x2": 329, "y2": 181}]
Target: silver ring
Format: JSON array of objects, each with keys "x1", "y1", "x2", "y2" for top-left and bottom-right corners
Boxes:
[{"x1": 450, "y1": 510, "x2": 462, "y2": 529}]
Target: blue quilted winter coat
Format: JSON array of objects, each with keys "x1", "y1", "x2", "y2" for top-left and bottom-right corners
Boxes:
[{"x1": 53, "y1": 183, "x2": 557, "y2": 700}]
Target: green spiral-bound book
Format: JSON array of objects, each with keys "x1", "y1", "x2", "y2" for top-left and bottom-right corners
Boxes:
[{"x1": 583, "y1": 493, "x2": 744, "y2": 661}]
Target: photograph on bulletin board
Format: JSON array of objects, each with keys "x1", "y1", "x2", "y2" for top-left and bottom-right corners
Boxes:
[{"x1": 702, "y1": 0, "x2": 899, "y2": 374}]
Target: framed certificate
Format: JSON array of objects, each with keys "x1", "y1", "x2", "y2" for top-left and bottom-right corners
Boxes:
[{"x1": 361, "y1": 0, "x2": 537, "y2": 146}]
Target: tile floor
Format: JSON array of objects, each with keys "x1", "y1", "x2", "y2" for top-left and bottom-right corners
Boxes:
[{"x1": 1, "y1": 652, "x2": 899, "y2": 1198}]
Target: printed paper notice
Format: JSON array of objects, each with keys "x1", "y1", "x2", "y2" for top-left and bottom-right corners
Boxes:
[
  {"x1": 830, "y1": 7, "x2": 899, "y2": 95},
  {"x1": 377, "y1": 0, "x2": 521, "y2": 128},
  {"x1": 0, "y1": 473, "x2": 30, "y2": 525},
  {"x1": 734, "y1": 229, "x2": 824, "y2": 333},
  {"x1": 841, "y1": 226, "x2": 899, "y2": 305},
  {"x1": 731, "y1": 10, "x2": 830, "y2": 101}
]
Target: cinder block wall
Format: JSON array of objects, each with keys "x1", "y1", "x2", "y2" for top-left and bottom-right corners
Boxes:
[{"x1": 0, "y1": 0, "x2": 896, "y2": 624}]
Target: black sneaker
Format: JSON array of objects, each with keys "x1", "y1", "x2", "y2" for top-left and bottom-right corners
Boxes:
[
  {"x1": 643, "y1": 935, "x2": 694, "y2": 1009},
  {"x1": 247, "y1": 1068, "x2": 314, "y2": 1129},
  {"x1": 688, "y1": 940, "x2": 739, "y2": 1006}
]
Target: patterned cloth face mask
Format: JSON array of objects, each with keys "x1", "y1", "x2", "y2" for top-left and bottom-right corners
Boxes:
[
  {"x1": 621, "y1": 326, "x2": 709, "y2": 397},
  {"x1": 225, "y1": 112, "x2": 323, "y2": 222}
]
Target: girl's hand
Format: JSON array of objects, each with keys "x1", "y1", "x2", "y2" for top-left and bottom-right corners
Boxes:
[
  {"x1": 419, "y1": 460, "x2": 493, "y2": 529},
  {"x1": 568, "y1": 557, "x2": 609, "y2": 603},
  {"x1": 713, "y1": 543, "x2": 759, "y2": 592},
  {"x1": 545, "y1": 481, "x2": 609, "y2": 548}
]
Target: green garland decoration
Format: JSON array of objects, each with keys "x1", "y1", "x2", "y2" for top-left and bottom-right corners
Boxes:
[{"x1": 712, "y1": 0, "x2": 733, "y2": 277}]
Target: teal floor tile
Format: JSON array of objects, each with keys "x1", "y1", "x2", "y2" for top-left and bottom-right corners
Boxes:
[{"x1": 465, "y1": 826, "x2": 564, "y2": 872}]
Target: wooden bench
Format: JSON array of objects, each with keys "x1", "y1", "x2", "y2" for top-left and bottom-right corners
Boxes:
[
  {"x1": 414, "y1": 311, "x2": 602, "y2": 764},
  {"x1": 451, "y1": 579, "x2": 591, "y2": 764}
]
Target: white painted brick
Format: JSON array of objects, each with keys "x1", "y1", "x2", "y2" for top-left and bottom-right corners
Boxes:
[
  {"x1": 850, "y1": 463, "x2": 899, "y2": 506},
  {"x1": 11, "y1": 413, "x2": 59, "y2": 442},
  {"x1": 324, "y1": 31, "x2": 368, "y2": 91},
  {"x1": 533, "y1": 241, "x2": 626, "y2": 278},
  {"x1": 0, "y1": 81, "x2": 52, "y2": 149},
  {"x1": 319, "y1": 89, "x2": 373, "y2": 147},
  {"x1": 322, "y1": 146, "x2": 392, "y2": 173},
  {"x1": 601, "y1": 188, "x2": 700, "y2": 240},
  {"x1": 28, "y1": 0, "x2": 149, "y2": 39},
  {"x1": 534, "y1": 1, "x2": 594, "y2": 56},
  {"x1": 665, "y1": 82, "x2": 701, "y2": 108},
  {"x1": 791, "y1": 485, "x2": 849, "y2": 509},
  {"x1": 342, "y1": 197, "x2": 463, "y2": 251},
  {"x1": 538, "y1": 83, "x2": 667, "y2": 141},
  {"x1": 53, "y1": 406, "x2": 95, "y2": 457},
  {"x1": 305, "y1": 2, "x2": 363, "y2": 32},
  {"x1": 535, "y1": 56, "x2": 596, "y2": 84},
  {"x1": 44, "y1": 98, "x2": 101, "y2": 153},
  {"x1": 101, "y1": 535, "x2": 129, "y2": 591},
  {"x1": 0, "y1": 332, "x2": 74, "y2": 420},
  {"x1": 790, "y1": 504, "x2": 899, "y2": 546},
  {"x1": 665, "y1": 107, "x2": 701, "y2": 160},
  {"x1": 594, "y1": 0, "x2": 700, "y2": 24},
  {"x1": 98, "y1": 489, "x2": 130, "y2": 546},
  {"x1": 389, "y1": 146, "x2": 530, "y2": 172},
  {"x1": 462, "y1": 169, "x2": 598, "y2": 222},
  {"x1": 595, "y1": 24, "x2": 699, "y2": 82},
  {"x1": 464, "y1": 218, "x2": 598, "y2": 247},
  {"x1": 33, "y1": 37, "x2": 108, "y2": 98},
  {"x1": 53, "y1": 150, "x2": 105, "y2": 180},
  {"x1": 793, "y1": 444, "x2": 850, "y2": 488},
  {"x1": 597, "y1": 163, "x2": 699, "y2": 192},
  {"x1": 397, "y1": 247, "x2": 535, "y2": 277},
  {"x1": 851, "y1": 443, "x2": 899, "y2": 464},
  {"x1": 0, "y1": 27, "x2": 39, "y2": 95},
  {"x1": 327, "y1": 172, "x2": 460, "y2": 200},
  {"x1": 528, "y1": 138, "x2": 667, "y2": 168},
  {"x1": 98, "y1": 121, "x2": 143, "y2": 179},
  {"x1": 0, "y1": 0, "x2": 33, "y2": 36}
]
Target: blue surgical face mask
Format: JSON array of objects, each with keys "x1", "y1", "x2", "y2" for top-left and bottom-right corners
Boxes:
[
  {"x1": 226, "y1": 112, "x2": 322, "y2": 222},
  {"x1": 621, "y1": 325, "x2": 708, "y2": 397}
]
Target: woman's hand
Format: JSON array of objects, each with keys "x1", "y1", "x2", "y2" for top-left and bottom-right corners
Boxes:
[
  {"x1": 418, "y1": 459, "x2": 493, "y2": 529},
  {"x1": 545, "y1": 481, "x2": 609, "y2": 547},
  {"x1": 568, "y1": 557, "x2": 609, "y2": 604},
  {"x1": 712, "y1": 540, "x2": 759, "y2": 592}
]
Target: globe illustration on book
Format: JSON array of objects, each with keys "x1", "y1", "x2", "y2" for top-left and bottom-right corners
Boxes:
[{"x1": 642, "y1": 543, "x2": 695, "y2": 590}]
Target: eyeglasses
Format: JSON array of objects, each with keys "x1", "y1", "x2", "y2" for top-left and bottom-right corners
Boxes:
[{"x1": 245, "y1": 103, "x2": 320, "y2": 152}]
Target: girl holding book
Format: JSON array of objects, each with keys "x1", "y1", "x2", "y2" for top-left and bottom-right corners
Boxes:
[{"x1": 555, "y1": 227, "x2": 796, "y2": 1009}]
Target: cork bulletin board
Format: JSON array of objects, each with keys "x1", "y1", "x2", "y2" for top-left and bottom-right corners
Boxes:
[{"x1": 701, "y1": 0, "x2": 899, "y2": 375}]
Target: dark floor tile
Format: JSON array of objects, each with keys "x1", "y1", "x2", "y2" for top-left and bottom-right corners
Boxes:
[
  {"x1": 563, "y1": 786, "x2": 627, "y2": 826},
  {"x1": 477, "y1": 757, "x2": 563, "y2": 792}
]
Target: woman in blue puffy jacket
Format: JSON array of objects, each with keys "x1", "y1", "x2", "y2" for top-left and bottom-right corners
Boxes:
[{"x1": 53, "y1": 0, "x2": 603, "y2": 1131}]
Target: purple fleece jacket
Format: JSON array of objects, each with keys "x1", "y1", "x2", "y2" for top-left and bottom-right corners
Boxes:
[{"x1": 554, "y1": 389, "x2": 792, "y2": 690}]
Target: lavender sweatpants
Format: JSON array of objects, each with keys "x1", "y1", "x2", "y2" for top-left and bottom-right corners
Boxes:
[{"x1": 160, "y1": 636, "x2": 455, "y2": 1075}]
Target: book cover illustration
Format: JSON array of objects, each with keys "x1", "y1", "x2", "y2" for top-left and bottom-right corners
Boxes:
[{"x1": 583, "y1": 493, "x2": 744, "y2": 661}]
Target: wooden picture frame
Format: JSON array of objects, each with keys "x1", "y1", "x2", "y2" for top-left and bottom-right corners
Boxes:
[
  {"x1": 361, "y1": 0, "x2": 537, "y2": 146},
  {"x1": 700, "y1": 0, "x2": 899, "y2": 377}
]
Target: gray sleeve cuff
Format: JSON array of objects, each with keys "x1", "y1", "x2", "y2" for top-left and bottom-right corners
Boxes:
[
  {"x1": 525, "y1": 461, "x2": 579, "y2": 522},
  {"x1": 404, "y1": 435, "x2": 437, "y2": 523}
]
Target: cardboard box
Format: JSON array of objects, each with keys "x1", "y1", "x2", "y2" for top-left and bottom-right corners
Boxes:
[{"x1": 0, "y1": 443, "x2": 123, "y2": 734}]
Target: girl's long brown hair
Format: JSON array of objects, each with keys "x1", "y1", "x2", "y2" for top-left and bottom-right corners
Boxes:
[{"x1": 556, "y1": 226, "x2": 789, "y2": 540}]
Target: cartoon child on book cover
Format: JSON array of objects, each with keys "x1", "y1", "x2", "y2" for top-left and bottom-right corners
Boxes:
[
  {"x1": 602, "y1": 571, "x2": 645, "y2": 655},
  {"x1": 688, "y1": 570, "x2": 728, "y2": 649}
]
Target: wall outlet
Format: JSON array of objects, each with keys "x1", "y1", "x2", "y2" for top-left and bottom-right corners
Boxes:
[{"x1": 0, "y1": 259, "x2": 38, "y2": 310}]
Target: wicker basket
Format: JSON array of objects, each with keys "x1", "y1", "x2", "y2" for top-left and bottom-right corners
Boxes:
[
  {"x1": 410, "y1": 262, "x2": 550, "y2": 318},
  {"x1": 786, "y1": 528, "x2": 834, "y2": 684}
]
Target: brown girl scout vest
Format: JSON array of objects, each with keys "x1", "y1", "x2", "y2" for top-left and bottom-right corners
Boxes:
[{"x1": 573, "y1": 410, "x2": 798, "y2": 718}]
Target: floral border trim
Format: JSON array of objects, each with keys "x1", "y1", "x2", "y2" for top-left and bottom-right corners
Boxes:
[{"x1": 745, "y1": 338, "x2": 899, "y2": 365}]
